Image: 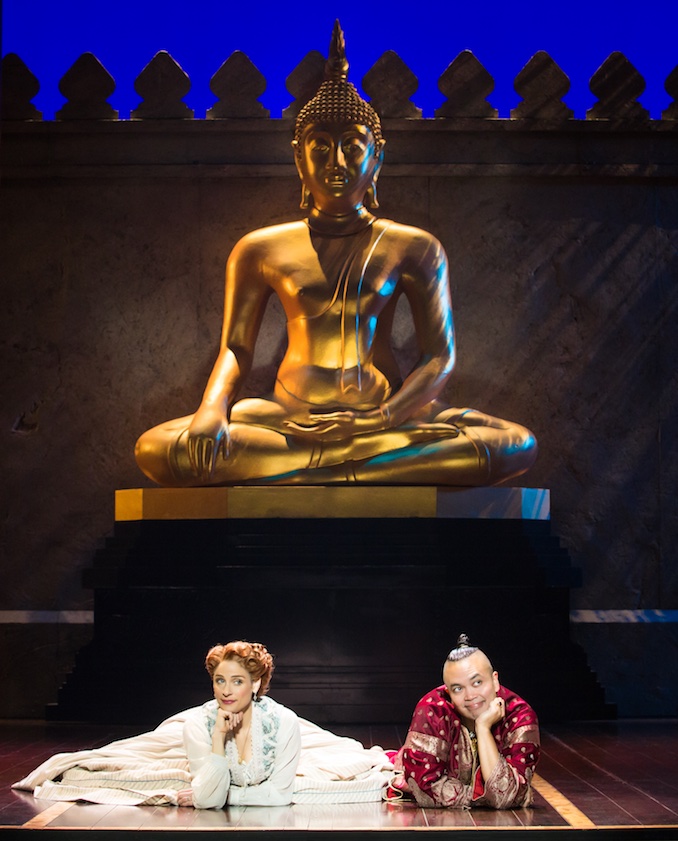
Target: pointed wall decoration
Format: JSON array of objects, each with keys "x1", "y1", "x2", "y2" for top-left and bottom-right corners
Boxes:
[{"x1": 131, "y1": 51, "x2": 193, "y2": 120}]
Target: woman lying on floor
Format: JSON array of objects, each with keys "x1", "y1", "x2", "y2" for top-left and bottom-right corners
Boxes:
[{"x1": 12, "y1": 640, "x2": 394, "y2": 808}]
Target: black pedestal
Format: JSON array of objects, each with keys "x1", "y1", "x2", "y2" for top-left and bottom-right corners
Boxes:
[{"x1": 49, "y1": 512, "x2": 614, "y2": 726}]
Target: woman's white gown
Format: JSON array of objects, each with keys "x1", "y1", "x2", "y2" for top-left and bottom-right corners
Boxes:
[{"x1": 12, "y1": 696, "x2": 394, "y2": 807}]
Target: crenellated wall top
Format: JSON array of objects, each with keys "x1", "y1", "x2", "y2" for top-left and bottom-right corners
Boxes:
[
  {"x1": 2, "y1": 48, "x2": 678, "y2": 123},
  {"x1": 3, "y1": 48, "x2": 678, "y2": 182}
]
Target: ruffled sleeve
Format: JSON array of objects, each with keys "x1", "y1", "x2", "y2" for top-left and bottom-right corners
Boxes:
[{"x1": 183, "y1": 709, "x2": 232, "y2": 809}]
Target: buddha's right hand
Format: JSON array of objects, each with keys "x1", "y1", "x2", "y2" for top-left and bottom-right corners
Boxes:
[{"x1": 186, "y1": 405, "x2": 231, "y2": 478}]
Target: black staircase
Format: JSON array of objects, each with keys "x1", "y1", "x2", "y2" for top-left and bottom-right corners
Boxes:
[{"x1": 48, "y1": 516, "x2": 614, "y2": 726}]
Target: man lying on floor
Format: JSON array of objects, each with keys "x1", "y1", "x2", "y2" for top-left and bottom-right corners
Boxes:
[{"x1": 387, "y1": 634, "x2": 540, "y2": 809}]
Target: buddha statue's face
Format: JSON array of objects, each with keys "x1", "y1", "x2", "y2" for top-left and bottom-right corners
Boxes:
[{"x1": 295, "y1": 122, "x2": 383, "y2": 216}]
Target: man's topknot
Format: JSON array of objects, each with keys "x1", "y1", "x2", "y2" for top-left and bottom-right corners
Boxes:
[{"x1": 446, "y1": 633, "x2": 480, "y2": 663}]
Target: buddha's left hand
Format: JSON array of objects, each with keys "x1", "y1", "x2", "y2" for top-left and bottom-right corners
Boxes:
[
  {"x1": 283, "y1": 410, "x2": 459, "y2": 442},
  {"x1": 283, "y1": 409, "x2": 383, "y2": 440}
]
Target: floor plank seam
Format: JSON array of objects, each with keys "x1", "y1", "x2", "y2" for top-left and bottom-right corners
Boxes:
[
  {"x1": 531, "y1": 774, "x2": 596, "y2": 828},
  {"x1": 21, "y1": 802, "x2": 74, "y2": 828}
]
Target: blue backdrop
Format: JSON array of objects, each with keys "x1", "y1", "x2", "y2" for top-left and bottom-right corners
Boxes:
[{"x1": 2, "y1": 2, "x2": 677, "y2": 120}]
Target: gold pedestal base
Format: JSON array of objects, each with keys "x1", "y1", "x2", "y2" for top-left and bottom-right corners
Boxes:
[{"x1": 115, "y1": 486, "x2": 550, "y2": 521}]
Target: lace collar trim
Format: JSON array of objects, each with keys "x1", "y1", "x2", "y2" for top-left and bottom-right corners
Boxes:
[{"x1": 202, "y1": 696, "x2": 280, "y2": 786}]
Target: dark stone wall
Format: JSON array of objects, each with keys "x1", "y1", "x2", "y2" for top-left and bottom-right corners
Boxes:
[{"x1": 1, "y1": 118, "x2": 677, "y2": 717}]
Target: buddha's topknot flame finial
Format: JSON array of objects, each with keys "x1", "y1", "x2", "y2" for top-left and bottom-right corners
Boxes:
[{"x1": 325, "y1": 20, "x2": 349, "y2": 83}]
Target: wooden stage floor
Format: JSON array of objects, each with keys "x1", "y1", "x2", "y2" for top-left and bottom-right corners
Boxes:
[{"x1": 1, "y1": 719, "x2": 677, "y2": 839}]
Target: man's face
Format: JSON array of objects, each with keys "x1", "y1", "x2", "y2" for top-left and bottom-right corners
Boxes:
[
  {"x1": 296, "y1": 122, "x2": 380, "y2": 215},
  {"x1": 442, "y1": 651, "x2": 500, "y2": 726}
]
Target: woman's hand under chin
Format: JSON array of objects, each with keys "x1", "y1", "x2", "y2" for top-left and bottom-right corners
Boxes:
[{"x1": 216, "y1": 708, "x2": 244, "y2": 736}]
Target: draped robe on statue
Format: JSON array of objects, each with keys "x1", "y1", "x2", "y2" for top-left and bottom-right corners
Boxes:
[{"x1": 390, "y1": 685, "x2": 540, "y2": 809}]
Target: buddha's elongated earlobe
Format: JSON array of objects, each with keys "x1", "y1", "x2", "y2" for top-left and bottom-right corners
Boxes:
[
  {"x1": 300, "y1": 184, "x2": 312, "y2": 209},
  {"x1": 365, "y1": 179, "x2": 379, "y2": 209},
  {"x1": 365, "y1": 142, "x2": 385, "y2": 209}
]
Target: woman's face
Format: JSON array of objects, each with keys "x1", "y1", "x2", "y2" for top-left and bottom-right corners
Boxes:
[
  {"x1": 296, "y1": 122, "x2": 381, "y2": 215},
  {"x1": 212, "y1": 658, "x2": 260, "y2": 714}
]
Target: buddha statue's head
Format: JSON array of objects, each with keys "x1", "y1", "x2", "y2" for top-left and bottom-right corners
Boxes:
[{"x1": 292, "y1": 21, "x2": 385, "y2": 217}]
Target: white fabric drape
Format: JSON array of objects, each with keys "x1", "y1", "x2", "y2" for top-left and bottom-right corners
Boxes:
[{"x1": 13, "y1": 697, "x2": 393, "y2": 807}]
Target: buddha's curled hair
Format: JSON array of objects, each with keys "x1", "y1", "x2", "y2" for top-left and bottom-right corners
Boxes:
[{"x1": 293, "y1": 19, "x2": 383, "y2": 156}]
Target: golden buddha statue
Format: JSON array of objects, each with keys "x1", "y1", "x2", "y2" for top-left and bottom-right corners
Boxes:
[{"x1": 135, "y1": 23, "x2": 537, "y2": 487}]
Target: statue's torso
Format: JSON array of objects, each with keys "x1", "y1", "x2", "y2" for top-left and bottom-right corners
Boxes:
[
  {"x1": 230, "y1": 217, "x2": 447, "y2": 414},
  {"x1": 254, "y1": 219, "x2": 408, "y2": 411}
]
